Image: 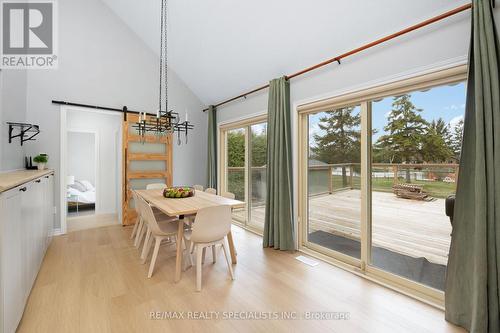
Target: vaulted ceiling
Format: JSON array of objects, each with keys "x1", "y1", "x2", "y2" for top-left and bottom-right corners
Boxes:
[{"x1": 101, "y1": 0, "x2": 470, "y2": 105}]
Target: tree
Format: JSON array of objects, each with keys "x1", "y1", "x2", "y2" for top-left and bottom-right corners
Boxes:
[
  {"x1": 374, "y1": 94, "x2": 428, "y2": 182},
  {"x1": 421, "y1": 118, "x2": 453, "y2": 163},
  {"x1": 227, "y1": 130, "x2": 245, "y2": 167},
  {"x1": 226, "y1": 128, "x2": 268, "y2": 200},
  {"x1": 449, "y1": 118, "x2": 464, "y2": 161},
  {"x1": 311, "y1": 106, "x2": 361, "y2": 186},
  {"x1": 250, "y1": 131, "x2": 267, "y2": 166}
]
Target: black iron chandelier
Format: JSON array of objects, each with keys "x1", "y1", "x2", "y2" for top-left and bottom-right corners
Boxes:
[{"x1": 134, "y1": 0, "x2": 193, "y2": 145}]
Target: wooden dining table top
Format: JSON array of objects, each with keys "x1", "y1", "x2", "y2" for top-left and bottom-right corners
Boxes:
[{"x1": 134, "y1": 189, "x2": 245, "y2": 216}]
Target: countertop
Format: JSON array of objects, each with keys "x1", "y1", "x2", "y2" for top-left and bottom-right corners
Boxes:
[{"x1": 0, "y1": 169, "x2": 54, "y2": 193}]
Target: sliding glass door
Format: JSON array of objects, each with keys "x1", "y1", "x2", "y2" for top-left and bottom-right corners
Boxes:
[
  {"x1": 370, "y1": 83, "x2": 464, "y2": 291},
  {"x1": 221, "y1": 116, "x2": 267, "y2": 233},
  {"x1": 249, "y1": 123, "x2": 267, "y2": 230},
  {"x1": 306, "y1": 105, "x2": 362, "y2": 263},
  {"x1": 226, "y1": 128, "x2": 247, "y2": 224},
  {"x1": 299, "y1": 67, "x2": 467, "y2": 302}
]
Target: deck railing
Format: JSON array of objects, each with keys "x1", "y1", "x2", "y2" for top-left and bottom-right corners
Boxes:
[{"x1": 227, "y1": 163, "x2": 459, "y2": 200}]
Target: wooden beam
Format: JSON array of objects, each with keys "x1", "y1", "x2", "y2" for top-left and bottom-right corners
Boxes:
[
  {"x1": 128, "y1": 134, "x2": 169, "y2": 143},
  {"x1": 127, "y1": 171, "x2": 169, "y2": 179},
  {"x1": 128, "y1": 153, "x2": 168, "y2": 161}
]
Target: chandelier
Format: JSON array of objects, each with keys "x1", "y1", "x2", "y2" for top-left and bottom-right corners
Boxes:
[{"x1": 134, "y1": 0, "x2": 193, "y2": 145}]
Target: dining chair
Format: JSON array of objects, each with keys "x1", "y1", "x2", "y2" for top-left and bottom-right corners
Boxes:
[
  {"x1": 131, "y1": 191, "x2": 147, "y2": 248},
  {"x1": 221, "y1": 192, "x2": 235, "y2": 199},
  {"x1": 193, "y1": 184, "x2": 204, "y2": 191},
  {"x1": 221, "y1": 191, "x2": 237, "y2": 256},
  {"x1": 184, "y1": 205, "x2": 234, "y2": 291},
  {"x1": 146, "y1": 183, "x2": 168, "y2": 190},
  {"x1": 136, "y1": 195, "x2": 182, "y2": 278},
  {"x1": 130, "y1": 190, "x2": 142, "y2": 240},
  {"x1": 204, "y1": 187, "x2": 217, "y2": 195},
  {"x1": 145, "y1": 183, "x2": 174, "y2": 221}
]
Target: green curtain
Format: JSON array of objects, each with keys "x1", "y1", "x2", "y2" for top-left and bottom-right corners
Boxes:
[
  {"x1": 445, "y1": 1, "x2": 500, "y2": 332},
  {"x1": 206, "y1": 105, "x2": 217, "y2": 189},
  {"x1": 263, "y1": 77, "x2": 295, "y2": 250}
]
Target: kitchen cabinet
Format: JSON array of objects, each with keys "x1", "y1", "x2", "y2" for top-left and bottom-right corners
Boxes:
[{"x1": 0, "y1": 172, "x2": 54, "y2": 333}]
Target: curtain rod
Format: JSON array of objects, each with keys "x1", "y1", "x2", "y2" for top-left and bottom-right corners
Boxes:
[{"x1": 202, "y1": 3, "x2": 472, "y2": 112}]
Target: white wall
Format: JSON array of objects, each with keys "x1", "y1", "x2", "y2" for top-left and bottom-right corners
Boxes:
[
  {"x1": 67, "y1": 110, "x2": 120, "y2": 215},
  {"x1": 23, "y1": 0, "x2": 207, "y2": 229},
  {"x1": 67, "y1": 131, "x2": 96, "y2": 186},
  {"x1": 0, "y1": 70, "x2": 28, "y2": 171}
]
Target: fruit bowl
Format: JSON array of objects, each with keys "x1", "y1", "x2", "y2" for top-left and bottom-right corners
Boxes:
[{"x1": 163, "y1": 186, "x2": 195, "y2": 199}]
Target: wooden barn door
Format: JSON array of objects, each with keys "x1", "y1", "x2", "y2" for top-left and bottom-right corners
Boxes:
[{"x1": 122, "y1": 111, "x2": 173, "y2": 225}]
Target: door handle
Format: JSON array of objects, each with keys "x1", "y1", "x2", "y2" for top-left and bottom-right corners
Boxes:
[{"x1": 19, "y1": 187, "x2": 27, "y2": 192}]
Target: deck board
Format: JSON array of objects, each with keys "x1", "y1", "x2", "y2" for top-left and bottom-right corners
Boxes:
[{"x1": 234, "y1": 190, "x2": 451, "y2": 265}]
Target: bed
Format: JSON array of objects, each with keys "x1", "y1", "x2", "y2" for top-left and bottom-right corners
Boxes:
[{"x1": 67, "y1": 180, "x2": 95, "y2": 212}]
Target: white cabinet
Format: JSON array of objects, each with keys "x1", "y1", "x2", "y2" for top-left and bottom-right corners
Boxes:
[{"x1": 0, "y1": 172, "x2": 54, "y2": 333}]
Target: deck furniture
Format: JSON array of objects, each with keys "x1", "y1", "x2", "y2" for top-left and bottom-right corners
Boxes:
[{"x1": 392, "y1": 183, "x2": 430, "y2": 201}]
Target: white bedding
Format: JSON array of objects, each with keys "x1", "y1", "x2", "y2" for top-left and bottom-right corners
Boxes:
[{"x1": 67, "y1": 187, "x2": 96, "y2": 204}]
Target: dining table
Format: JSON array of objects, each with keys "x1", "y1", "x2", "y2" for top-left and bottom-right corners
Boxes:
[{"x1": 134, "y1": 189, "x2": 245, "y2": 282}]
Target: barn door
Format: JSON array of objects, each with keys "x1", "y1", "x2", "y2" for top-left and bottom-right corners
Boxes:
[{"x1": 122, "y1": 111, "x2": 173, "y2": 225}]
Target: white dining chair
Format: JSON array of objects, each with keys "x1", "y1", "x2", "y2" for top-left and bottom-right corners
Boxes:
[
  {"x1": 193, "y1": 184, "x2": 204, "y2": 191},
  {"x1": 145, "y1": 182, "x2": 175, "y2": 221},
  {"x1": 131, "y1": 191, "x2": 147, "y2": 248},
  {"x1": 184, "y1": 205, "x2": 234, "y2": 291},
  {"x1": 204, "y1": 187, "x2": 217, "y2": 195},
  {"x1": 221, "y1": 192, "x2": 235, "y2": 199},
  {"x1": 146, "y1": 183, "x2": 168, "y2": 190},
  {"x1": 136, "y1": 195, "x2": 182, "y2": 278}
]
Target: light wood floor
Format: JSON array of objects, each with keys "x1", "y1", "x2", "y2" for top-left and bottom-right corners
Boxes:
[
  {"x1": 67, "y1": 213, "x2": 119, "y2": 232},
  {"x1": 17, "y1": 224, "x2": 464, "y2": 333},
  {"x1": 236, "y1": 190, "x2": 452, "y2": 265}
]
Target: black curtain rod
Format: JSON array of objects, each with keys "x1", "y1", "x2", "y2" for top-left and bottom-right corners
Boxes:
[{"x1": 51, "y1": 100, "x2": 156, "y2": 116}]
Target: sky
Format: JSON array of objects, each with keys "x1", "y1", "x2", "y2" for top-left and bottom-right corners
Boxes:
[{"x1": 309, "y1": 81, "x2": 466, "y2": 146}]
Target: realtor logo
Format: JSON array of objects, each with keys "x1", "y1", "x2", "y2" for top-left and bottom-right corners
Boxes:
[{"x1": 1, "y1": 0, "x2": 58, "y2": 69}]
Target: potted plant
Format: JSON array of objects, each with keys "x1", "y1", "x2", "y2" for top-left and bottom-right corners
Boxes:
[{"x1": 33, "y1": 154, "x2": 48, "y2": 170}]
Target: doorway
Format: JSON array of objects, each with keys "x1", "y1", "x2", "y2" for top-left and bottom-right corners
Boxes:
[
  {"x1": 60, "y1": 106, "x2": 122, "y2": 233},
  {"x1": 66, "y1": 130, "x2": 97, "y2": 218}
]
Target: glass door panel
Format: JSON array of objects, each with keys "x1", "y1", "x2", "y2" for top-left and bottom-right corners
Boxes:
[
  {"x1": 249, "y1": 123, "x2": 267, "y2": 231},
  {"x1": 370, "y1": 83, "x2": 465, "y2": 290},
  {"x1": 307, "y1": 105, "x2": 362, "y2": 259},
  {"x1": 226, "y1": 128, "x2": 247, "y2": 224}
]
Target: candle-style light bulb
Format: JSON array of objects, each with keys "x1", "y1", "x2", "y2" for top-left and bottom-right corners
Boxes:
[{"x1": 185, "y1": 110, "x2": 189, "y2": 122}]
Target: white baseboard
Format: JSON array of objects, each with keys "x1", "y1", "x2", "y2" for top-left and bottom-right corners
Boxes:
[{"x1": 51, "y1": 228, "x2": 64, "y2": 236}]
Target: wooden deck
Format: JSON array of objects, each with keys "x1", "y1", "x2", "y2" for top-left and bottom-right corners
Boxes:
[{"x1": 235, "y1": 190, "x2": 452, "y2": 265}]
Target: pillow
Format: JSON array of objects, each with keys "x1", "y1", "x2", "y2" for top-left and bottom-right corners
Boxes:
[
  {"x1": 78, "y1": 180, "x2": 95, "y2": 192},
  {"x1": 67, "y1": 187, "x2": 82, "y2": 196},
  {"x1": 69, "y1": 182, "x2": 86, "y2": 192}
]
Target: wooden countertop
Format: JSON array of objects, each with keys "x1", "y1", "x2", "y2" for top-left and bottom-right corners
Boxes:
[{"x1": 0, "y1": 169, "x2": 54, "y2": 193}]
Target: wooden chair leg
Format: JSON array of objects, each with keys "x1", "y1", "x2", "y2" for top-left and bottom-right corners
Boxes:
[
  {"x1": 211, "y1": 245, "x2": 216, "y2": 263},
  {"x1": 196, "y1": 245, "x2": 203, "y2": 291},
  {"x1": 148, "y1": 237, "x2": 161, "y2": 278},
  {"x1": 221, "y1": 240, "x2": 234, "y2": 280}
]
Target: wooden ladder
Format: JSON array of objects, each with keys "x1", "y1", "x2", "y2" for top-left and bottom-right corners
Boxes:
[{"x1": 122, "y1": 112, "x2": 173, "y2": 225}]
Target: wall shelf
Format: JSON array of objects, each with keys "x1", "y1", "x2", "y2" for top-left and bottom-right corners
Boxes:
[{"x1": 7, "y1": 122, "x2": 40, "y2": 146}]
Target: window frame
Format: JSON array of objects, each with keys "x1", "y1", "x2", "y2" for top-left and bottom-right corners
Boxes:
[
  {"x1": 219, "y1": 113, "x2": 268, "y2": 235},
  {"x1": 297, "y1": 65, "x2": 467, "y2": 308}
]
